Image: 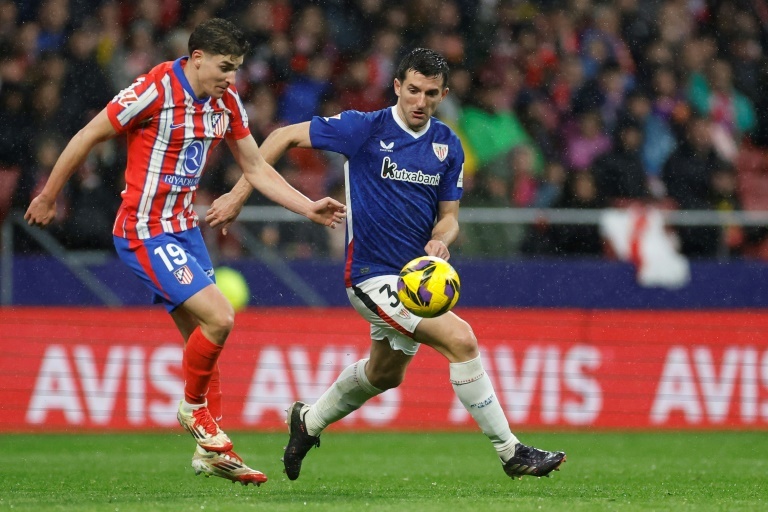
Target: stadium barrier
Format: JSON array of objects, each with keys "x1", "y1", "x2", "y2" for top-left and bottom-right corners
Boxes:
[
  {"x1": 5, "y1": 206, "x2": 768, "y2": 306},
  {"x1": 2, "y1": 307, "x2": 766, "y2": 432}
]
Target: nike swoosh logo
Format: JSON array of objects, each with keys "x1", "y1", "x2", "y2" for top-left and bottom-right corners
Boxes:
[{"x1": 170, "y1": 123, "x2": 185, "y2": 130}]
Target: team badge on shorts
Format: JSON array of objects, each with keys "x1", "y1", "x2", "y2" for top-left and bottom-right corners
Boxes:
[{"x1": 173, "y1": 265, "x2": 194, "y2": 285}]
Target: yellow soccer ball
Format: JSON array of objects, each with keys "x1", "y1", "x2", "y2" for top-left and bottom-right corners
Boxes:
[{"x1": 397, "y1": 256, "x2": 461, "y2": 318}]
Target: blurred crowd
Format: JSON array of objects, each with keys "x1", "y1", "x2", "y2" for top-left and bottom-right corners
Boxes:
[{"x1": 2, "y1": 0, "x2": 768, "y2": 260}]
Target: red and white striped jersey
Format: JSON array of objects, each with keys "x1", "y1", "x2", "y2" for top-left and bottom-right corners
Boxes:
[{"x1": 107, "y1": 57, "x2": 250, "y2": 239}]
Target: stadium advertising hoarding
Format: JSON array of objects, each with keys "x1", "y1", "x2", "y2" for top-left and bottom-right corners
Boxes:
[{"x1": 1, "y1": 308, "x2": 766, "y2": 432}]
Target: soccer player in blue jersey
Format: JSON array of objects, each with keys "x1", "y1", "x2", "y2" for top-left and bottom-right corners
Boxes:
[{"x1": 207, "y1": 48, "x2": 566, "y2": 481}]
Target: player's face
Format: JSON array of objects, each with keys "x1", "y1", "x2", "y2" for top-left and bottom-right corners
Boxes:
[
  {"x1": 394, "y1": 70, "x2": 448, "y2": 132},
  {"x1": 190, "y1": 50, "x2": 243, "y2": 99}
]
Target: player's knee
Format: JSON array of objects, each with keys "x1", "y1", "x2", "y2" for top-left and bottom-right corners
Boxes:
[
  {"x1": 204, "y1": 304, "x2": 235, "y2": 343},
  {"x1": 448, "y1": 321, "x2": 479, "y2": 360}
]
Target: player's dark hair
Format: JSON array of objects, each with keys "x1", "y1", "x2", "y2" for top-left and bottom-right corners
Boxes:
[
  {"x1": 188, "y1": 18, "x2": 250, "y2": 57},
  {"x1": 396, "y1": 48, "x2": 449, "y2": 87}
]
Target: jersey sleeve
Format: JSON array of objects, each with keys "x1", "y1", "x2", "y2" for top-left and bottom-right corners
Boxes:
[
  {"x1": 223, "y1": 86, "x2": 251, "y2": 140},
  {"x1": 438, "y1": 134, "x2": 465, "y2": 202},
  {"x1": 106, "y1": 74, "x2": 162, "y2": 134},
  {"x1": 309, "y1": 110, "x2": 372, "y2": 158}
]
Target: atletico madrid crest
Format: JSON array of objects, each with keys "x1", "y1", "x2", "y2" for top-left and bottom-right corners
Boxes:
[
  {"x1": 211, "y1": 113, "x2": 227, "y2": 137},
  {"x1": 173, "y1": 265, "x2": 194, "y2": 285}
]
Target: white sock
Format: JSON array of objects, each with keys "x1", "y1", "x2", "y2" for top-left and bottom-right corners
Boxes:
[
  {"x1": 304, "y1": 358, "x2": 383, "y2": 436},
  {"x1": 180, "y1": 400, "x2": 207, "y2": 414},
  {"x1": 450, "y1": 355, "x2": 519, "y2": 462}
]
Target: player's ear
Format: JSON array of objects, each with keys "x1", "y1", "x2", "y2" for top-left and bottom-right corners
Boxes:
[
  {"x1": 191, "y1": 49, "x2": 204, "y2": 68},
  {"x1": 393, "y1": 78, "x2": 402, "y2": 97}
]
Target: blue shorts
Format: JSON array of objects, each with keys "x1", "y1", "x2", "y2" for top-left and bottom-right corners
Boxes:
[{"x1": 114, "y1": 228, "x2": 215, "y2": 312}]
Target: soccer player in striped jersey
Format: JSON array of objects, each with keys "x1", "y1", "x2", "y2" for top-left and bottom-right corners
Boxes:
[
  {"x1": 207, "y1": 48, "x2": 566, "y2": 482},
  {"x1": 24, "y1": 18, "x2": 346, "y2": 486}
]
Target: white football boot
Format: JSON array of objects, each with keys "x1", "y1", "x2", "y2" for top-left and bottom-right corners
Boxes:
[
  {"x1": 177, "y1": 401, "x2": 233, "y2": 453},
  {"x1": 191, "y1": 446, "x2": 268, "y2": 486}
]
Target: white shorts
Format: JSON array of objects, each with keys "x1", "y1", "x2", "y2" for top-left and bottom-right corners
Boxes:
[{"x1": 346, "y1": 275, "x2": 423, "y2": 356}]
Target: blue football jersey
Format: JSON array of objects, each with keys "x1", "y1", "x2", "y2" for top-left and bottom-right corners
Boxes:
[{"x1": 309, "y1": 106, "x2": 464, "y2": 286}]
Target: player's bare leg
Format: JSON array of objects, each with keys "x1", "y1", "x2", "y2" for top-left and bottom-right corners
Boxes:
[{"x1": 415, "y1": 312, "x2": 566, "y2": 478}]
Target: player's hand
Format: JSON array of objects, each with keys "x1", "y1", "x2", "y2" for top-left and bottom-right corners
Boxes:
[
  {"x1": 206, "y1": 192, "x2": 244, "y2": 235},
  {"x1": 425, "y1": 240, "x2": 450, "y2": 260},
  {"x1": 24, "y1": 195, "x2": 57, "y2": 227},
  {"x1": 308, "y1": 197, "x2": 346, "y2": 228}
]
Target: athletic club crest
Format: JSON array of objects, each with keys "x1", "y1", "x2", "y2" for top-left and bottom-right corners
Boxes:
[{"x1": 432, "y1": 143, "x2": 448, "y2": 162}]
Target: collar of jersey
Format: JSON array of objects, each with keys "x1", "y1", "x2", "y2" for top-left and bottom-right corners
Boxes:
[
  {"x1": 173, "y1": 57, "x2": 209, "y2": 105},
  {"x1": 390, "y1": 106, "x2": 430, "y2": 139}
]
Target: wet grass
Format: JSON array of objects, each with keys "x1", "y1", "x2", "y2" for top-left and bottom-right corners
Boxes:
[{"x1": 2, "y1": 431, "x2": 765, "y2": 512}]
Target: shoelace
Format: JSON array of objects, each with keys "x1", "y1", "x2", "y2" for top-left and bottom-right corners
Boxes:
[{"x1": 192, "y1": 407, "x2": 219, "y2": 436}]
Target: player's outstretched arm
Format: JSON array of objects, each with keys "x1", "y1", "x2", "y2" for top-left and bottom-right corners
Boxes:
[
  {"x1": 211, "y1": 127, "x2": 345, "y2": 233},
  {"x1": 208, "y1": 123, "x2": 316, "y2": 233},
  {"x1": 425, "y1": 200, "x2": 460, "y2": 260},
  {"x1": 25, "y1": 109, "x2": 117, "y2": 227}
]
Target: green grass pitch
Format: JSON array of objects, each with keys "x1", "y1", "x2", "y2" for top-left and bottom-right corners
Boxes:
[{"x1": 2, "y1": 431, "x2": 765, "y2": 511}]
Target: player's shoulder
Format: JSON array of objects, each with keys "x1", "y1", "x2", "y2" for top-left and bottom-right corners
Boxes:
[
  {"x1": 221, "y1": 84, "x2": 244, "y2": 106},
  {"x1": 145, "y1": 60, "x2": 175, "y2": 80},
  {"x1": 123, "y1": 60, "x2": 173, "y2": 94},
  {"x1": 429, "y1": 116, "x2": 462, "y2": 145},
  {"x1": 337, "y1": 109, "x2": 385, "y2": 123},
  {"x1": 314, "y1": 108, "x2": 384, "y2": 131},
  {"x1": 429, "y1": 116, "x2": 456, "y2": 136}
]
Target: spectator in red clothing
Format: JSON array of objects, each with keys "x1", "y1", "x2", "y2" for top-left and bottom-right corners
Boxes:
[
  {"x1": 550, "y1": 55, "x2": 586, "y2": 114},
  {"x1": 509, "y1": 145, "x2": 539, "y2": 207},
  {"x1": 516, "y1": 23, "x2": 559, "y2": 90}
]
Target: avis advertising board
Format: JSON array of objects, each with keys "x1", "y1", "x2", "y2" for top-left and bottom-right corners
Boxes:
[{"x1": 1, "y1": 308, "x2": 766, "y2": 432}]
